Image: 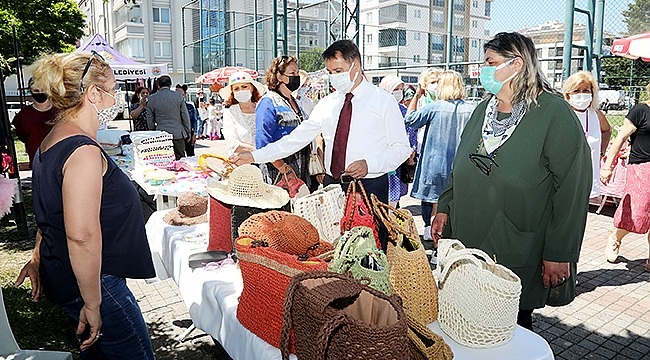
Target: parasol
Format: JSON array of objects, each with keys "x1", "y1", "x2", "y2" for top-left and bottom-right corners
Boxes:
[
  {"x1": 611, "y1": 32, "x2": 650, "y2": 62},
  {"x1": 195, "y1": 67, "x2": 260, "y2": 85}
]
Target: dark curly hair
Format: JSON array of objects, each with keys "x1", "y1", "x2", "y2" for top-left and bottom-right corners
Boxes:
[
  {"x1": 130, "y1": 87, "x2": 150, "y2": 104},
  {"x1": 264, "y1": 55, "x2": 298, "y2": 92}
]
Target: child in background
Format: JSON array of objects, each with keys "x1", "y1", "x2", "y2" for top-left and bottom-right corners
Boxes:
[{"x1": 206, "y1": 98, "x2": 224, "y2": 140}]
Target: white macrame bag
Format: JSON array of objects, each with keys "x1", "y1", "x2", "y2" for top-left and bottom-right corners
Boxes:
[
  {"x1": 436, "y1": 239, "x2": 522, "y2": 348},
  {"x1": 291, "y1": 184, "x2": 345, "y2": 243}
]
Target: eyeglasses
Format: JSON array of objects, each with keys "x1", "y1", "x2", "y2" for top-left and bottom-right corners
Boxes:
[
  {"x1": 79, "y1": 50, "x2": 105, "y2": 93},
  {"x1": 468, "y1": 140, "x2": 499, "y2": 176}
]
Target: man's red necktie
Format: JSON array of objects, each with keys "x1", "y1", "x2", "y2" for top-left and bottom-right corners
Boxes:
[{"x1": 330, "y1": 92, "x2": 354, "y2": 179}]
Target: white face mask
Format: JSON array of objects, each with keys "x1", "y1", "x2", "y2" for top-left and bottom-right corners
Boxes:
[
  {"x1": 392, "y1": 90, "x2": 403, "y2": 103},
  {"x1": 569, "y1": 93, "x2": 592, "y2": 111},
  {"x1": 93, "y1": 88, "x2": 119, "y2": 125},
  {"x1": 233, "y1": 89, "x2": 252, "y2": 103},
  {"x1": 329, "y1": 62, "x2": 359, "y2": 94},
  {"x1": 427, "y1": 83, "x2": 439, "y2": 97}
]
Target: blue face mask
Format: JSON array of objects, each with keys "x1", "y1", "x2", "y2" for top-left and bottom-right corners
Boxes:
[{"x1": 480, "y1": 58, "x2": 516, "y2": 95}]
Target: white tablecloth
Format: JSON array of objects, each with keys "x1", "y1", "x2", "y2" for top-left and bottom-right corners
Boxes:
[{"x1": 145, "y1": 210, "x2": 554, "y2": 360}]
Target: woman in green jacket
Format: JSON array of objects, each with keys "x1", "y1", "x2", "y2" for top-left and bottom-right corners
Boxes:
[{"x1": 431, "y1": 32, "x2": 592, "y2": 330}]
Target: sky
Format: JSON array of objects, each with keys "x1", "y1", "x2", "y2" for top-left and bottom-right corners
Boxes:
[{"x1": 486, "y1": 0, "x2": 634, "y2": 36}]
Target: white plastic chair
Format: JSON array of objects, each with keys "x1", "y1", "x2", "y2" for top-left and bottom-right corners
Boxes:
[{"x1": 0, "y1": 286, "x2": 73, "y2": 360}]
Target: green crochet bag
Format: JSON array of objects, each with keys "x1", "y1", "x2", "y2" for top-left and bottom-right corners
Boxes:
[{"x1": 329, "y1": 226, "x2": 391, "y2": 294}]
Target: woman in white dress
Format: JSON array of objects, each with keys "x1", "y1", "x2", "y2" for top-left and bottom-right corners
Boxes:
[
  {"x1": 562, "y1": 71, "x2": 612, "y2": 198},
  {"x1": 220, "y1": 71, "x2": 266, "y2": 155}
]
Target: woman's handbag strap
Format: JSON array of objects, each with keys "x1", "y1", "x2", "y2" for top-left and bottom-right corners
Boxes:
[{"x1": 436, "y1": 247, "x2": 496, "y2": 288}]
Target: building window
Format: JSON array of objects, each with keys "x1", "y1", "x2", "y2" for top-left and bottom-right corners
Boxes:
[
  {"x1": 116, "y1": 38, "x2": 144, "y2": 58},
  {"x1": 413, "y1": 54, "x2": 420, "y2": 63},
  {"x1": 431, "y1": 11, "x2": 444, "y2": 27},
  {"x1": 454, "y1": 15, "x2": 464, "y2": 29},
  {"x1": 414, "y1": 32, "x2": 420, "y2": 41},
  {"x1": 366, "y1": 34, "x2": 373, "y2": 44},
  {"x1": 378, "y1": 28, "x2": 406, "y2": 47},
  {"x1": 472, "y1": 20, "x2": 478, "y2": 28},
  {"x1": 153, "y1": 7, "x2": 170, "y2": 24},
  {"x1": 485, "y1": 1, "x2": 491, "y2": 17},
  {"x1": 366, "y1": 12, "x2": 372, "y2": 22},
  {"x1": 473, "y1": 0, "x2": 479, "y2": 8},
  {"x1": 472, "y1": 39, "x2": 478, "y2": 48},
  {"x1": 154, "y1": 41, "x2": 172, "y2": 57},
  {"x1": 431, "y1": 34, "x2": 444, "y2": 51},
  {"x1": 414, "y1": 9, "x2": 421, "y2": 18},
  {"x1": 379, "y1": 4, "x2": 407, "y2": 24},
  {"x1": 366, "y1": 56, "x2": 372, "y2": 64}
]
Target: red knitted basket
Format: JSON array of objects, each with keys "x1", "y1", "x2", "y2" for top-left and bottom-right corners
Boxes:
[
  {"x1": 208, "y1": 197, "x2": 232, "y2": 252},
  {"x1": 341, "y1": 180, "x2": 380, "y2": 249},
  {"x1": 235, "y1": 237, "x2": 328, "y2": 351}
]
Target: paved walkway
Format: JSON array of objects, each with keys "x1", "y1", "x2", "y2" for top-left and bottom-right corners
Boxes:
[{"x1": 110, "y1": 119, "x2": 650, "y2": 359}]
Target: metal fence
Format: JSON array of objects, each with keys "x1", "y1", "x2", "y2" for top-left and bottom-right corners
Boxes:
[{"x1": 182, "y1": 0, "x2": 649, "y2": 102}]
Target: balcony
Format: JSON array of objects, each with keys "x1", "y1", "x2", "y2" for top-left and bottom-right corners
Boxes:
[
  {"x1": 378, "y1": 28, "x2": 406, "y2": 48},
  {"x1": 379, "y1": 61, "x2": 406, "y2": 68}
]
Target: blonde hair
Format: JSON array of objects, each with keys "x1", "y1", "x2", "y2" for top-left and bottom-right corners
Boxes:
[
  {"x1": 30, "y1": 52, "x2": 112, "y2": 123},
  {"x1": 484, "y1": 32, "x2": 553, "y2": 109},
  {"x1": 418, "y1": 67, "x2": 444, "y2": 88},
  {"x1": 562, "y1": 71, "x2": 600, "y2": 110},
  {"x1": 437, "y1": 70, "x2": 466, "y2": 101}
]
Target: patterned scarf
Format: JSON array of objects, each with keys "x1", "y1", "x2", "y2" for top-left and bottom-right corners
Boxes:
[{"x1": 482, "y1": 96, "x2": 526, "y2": 154}]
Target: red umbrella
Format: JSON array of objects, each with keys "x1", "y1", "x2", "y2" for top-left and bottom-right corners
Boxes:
[
  {"x1": 611, "y1": 32, "x2": 650, "y2": 62},
  {"x1": 195, "y1": 66, "x2": 260, "y2": 85}
]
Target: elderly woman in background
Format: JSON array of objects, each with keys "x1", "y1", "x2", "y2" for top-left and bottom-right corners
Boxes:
[
  {"x1": 562, "y1": 71, "x2": 611, "y2": 199},
  {"x1": 15, "y1": 52, "x2": 155, "y2": 358},
  {"x1": 601, "y1": 82, "x2": 650, "y2": 271},
  {"x1": 220, "y1": 71, "x2": 266, "y2": 156},
  {"x1": 405, "y1": 70, "x2": 474, "y2": 241},
  {"x1": 431, "y1": 32, "x2": 592, "y2": 330},
  {"x1": 378, "y1": 75, "x2": 418, "y2": 207},
  {"x1": 256, "y1": 55, "x2": 311, "y2": 187},
  {"x1": 417, "y1": 67, "x2": 444, "y2": 107},
  {"x1": 129, "y1": 86, "x2": 150, "y2": 131}
]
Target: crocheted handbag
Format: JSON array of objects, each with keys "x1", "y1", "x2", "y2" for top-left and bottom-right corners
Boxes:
[
  {"x1": 436, "y1": 239, "x2": 522, "y2": 348},
  {"x1": 406, "y1": 313, "x2": 454, "y2": 360},
  {"x1": 330, "y1": 226, "x2": 391, "y2": 294},
  {"x1": 208, "y1": 196, "x2": 233, "y2": 252},
  {"x1": 371, "y1": 194, "x2": 438, "y2": 323},
  {"x1": 291, "y1": 184, "x2": 345, "y2": 243},
  {"x1": 280, "y1": 271, "x2": 409, "y2": 360},
  {"x1": 235, "y1": 237, "x2": 328, "y2": 351},
  {"x1": 340, "y1": 180, "x2": 380, "y2": 249},
  {"x1": 274, "y1": 168, "x2": 309, "y2": 198}
]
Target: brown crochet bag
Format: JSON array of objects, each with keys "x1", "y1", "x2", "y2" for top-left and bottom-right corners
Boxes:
[
  {"x1": 406, "y1": 313, "x2": 454, "y2": 360},
  {"x1": 280, "y1": 271, "x2": 409, "y2": 360},
  {"x1": 371, "y1": 194, "x2": 438, "y2": 324}
]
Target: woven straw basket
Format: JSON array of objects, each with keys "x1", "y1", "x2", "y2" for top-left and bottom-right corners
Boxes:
[
  {"x1": 371, "y1": 194, "x2": 438, "y2": 324},
  {"x1": 436, "y1": 239, "x2": 522, "y2": 348},
  {"x1": 406, "y1": 313, "x2": 454, "y2": 360},
  {"x1": 235, "y1": 237, "x2": 328, "y2": 351}
]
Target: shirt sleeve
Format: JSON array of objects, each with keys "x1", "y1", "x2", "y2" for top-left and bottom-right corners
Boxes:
[
  {"x1": 364, "y1": 98, "x2": 411, "y2": 174},
  {"x1": 255, "y1": 97, "x2": 277, "y2": 149},
  {"x1": 12, "y1": 111, "x2": 28, "y2": 142},
  {"x1": 145, "y1": 102, "x2": 155, "y2": 130},
  {"x1": 252, "y1": 105, "x2": 324, "y2": 164},
  {"x1": 404, "y1": 102, "x2": 436, "y2": 129},
  {"x1": 222, "y1": 107, "x2": 240, "y2": 155},
  {"x1": 626, "y1": 104, "x2": 645, "y2": 128},
  {"x1": 542, "y1": 100, "x2": 591, "y2": 263},
  {"x1": 180, "y1": 98, "x2": 191, "y2": 137}
]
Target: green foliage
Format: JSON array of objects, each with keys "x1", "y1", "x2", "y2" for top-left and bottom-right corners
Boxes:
[
  {"x1": 622, "y1": 0, "x2": 650, "y2": 35},
  {"x1": 0, "y1": 0, "x2": 85, "y2": 74},
  {"x1": 601, "y1": 57, "x2": 650, "y2": 88},
  {"x1": 299, "y1": 47, "x2": 325, "y2": 73}
]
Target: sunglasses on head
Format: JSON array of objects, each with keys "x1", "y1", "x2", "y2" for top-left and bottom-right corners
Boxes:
[{"x1": 79, "y1": 50, "x2": 105, "y2": 93}]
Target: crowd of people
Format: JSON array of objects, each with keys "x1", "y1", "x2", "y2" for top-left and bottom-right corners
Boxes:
[{"x1": 8, "y1": 31, "x2": 650, "y2": 358}]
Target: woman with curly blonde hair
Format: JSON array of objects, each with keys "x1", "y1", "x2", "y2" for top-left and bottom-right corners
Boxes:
[{"x1": 255, "y1": 55, "x2": 312, "y2": 187}]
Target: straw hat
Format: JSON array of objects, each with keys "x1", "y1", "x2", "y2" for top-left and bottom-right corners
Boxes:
[
  {"x1": 207, "y1": 164, "x2": 290, "y2": 209},
  {"x1": 238, "y1": 211, "x2": 333, "y2": 257},
  {"x1": 218, "y1": 71, "x2": 266, "y2": 101},
  {"x1": 163, "y1": 192, "x2": 208, "y2": 226}
]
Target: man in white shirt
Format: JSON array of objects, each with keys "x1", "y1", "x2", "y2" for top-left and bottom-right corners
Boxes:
[{"x1": 231, "y1": 40, "x2": 411, "y2": 249}]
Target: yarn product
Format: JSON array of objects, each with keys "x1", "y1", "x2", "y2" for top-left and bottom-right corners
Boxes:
[
  {"x1": 280, "y1": 270, "x2": 409, "y2": 360},
  {"x1": 235, "y1": 237, "x2": 328, "y2": 351},
  {"x1": 292, "y1": 184, "x2": 345, "y2": 243},
  {"x1": 436, "y1": 239, "x2": 522, "y2": 348},
  {"x1": 406, "y1": 313, "x2": 454, "y2": 360},
  {"x1": 330, "y1": 226, "x2": 391, "y2": 294},
  {"x1": 340, "y1": 180, "x2": 380, "y2": 249},
  {"x1": 371, "y1": 194, "x2": 438, "y2": 323},
  {"x1": 208, "y1": 196, "x2": 233, "y2": 252}
]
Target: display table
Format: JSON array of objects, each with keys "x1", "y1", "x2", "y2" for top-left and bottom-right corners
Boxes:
[
  {"x1": 145, "y1": 210, "x2": 554, "y2": 360},
  {"x1": 112, "y1": 155, "x2": 210, "y2": 210}
]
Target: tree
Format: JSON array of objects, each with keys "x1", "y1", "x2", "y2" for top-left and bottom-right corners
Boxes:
[
  {"x1": 0, "y1": 0, "x2": 85, "y2": 74},
  {"x1": 602, "y1": 57, "x2": 650, "y2": 88},
  {"x1": 622, "y1": 0, "x2": 650, "y2": 35},
  {"x1": 299, "y1": 47, "x2": 325, "y2": 73}
]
